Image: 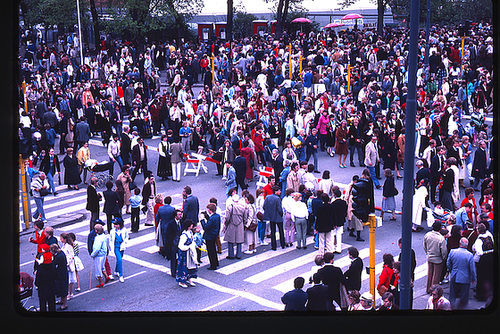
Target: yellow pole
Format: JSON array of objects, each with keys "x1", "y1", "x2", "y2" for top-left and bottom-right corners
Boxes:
[
  {"x1": 363, "y1": 214, "x2": 377, "y2": 299},
  {"x1": 288, "y1": 43, "x2": 292, "y2": 79},
  {"x1": 347, "y1": 64, "x2": 351, "y2": 93},
  {"x1": 299, "y1": 55, "x2": 303, "y2": 81},
  {"x1": 22, "y1": 80, "x2": 28, "y2": 114},
  {"x1": 211, "y1": 54, "x2": 215, "y2": 85},
  {"x1": 461, "y1": 36, "x2": 465, "y2": 73},
  {"x1": 19, "y1": 155, "x2": 30, "y2": 230}
]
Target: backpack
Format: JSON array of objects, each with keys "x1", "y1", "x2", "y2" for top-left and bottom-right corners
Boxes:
[{"x1": 480, "y1": 236, "x2": 494, "y2": 252}]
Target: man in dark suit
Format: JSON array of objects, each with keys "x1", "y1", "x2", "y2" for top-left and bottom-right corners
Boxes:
[
  {"x1": 182, "y1": 186, "x2": 199, "y2": 224},
  {"x1": 86, "y1": 177, "x2": 101, "y2": 231},
  {"x1": 131, "y1": 137, "x2": 148, "y2": 182},
  {"x1": 281, "y1": 277, "x2": 308, "y2": 311},
  {"x1": 306, "y1": 273, "x2": 331, "y2": 311},
  {"x1": 316, "y1": 252, "x2": 347, "y2": 308},
  {"x1": 102, "y1": 180, "x2": 122, "y2": 232},
  {"x1": 344, "y1": 247, "x2": 364, "y2": 292},
  {"x1": 156, "y1": 196, "x2": 176, "y2": 258},
  {"x1": 120, "y1": 125, "x2": 132, "y2": 166},
  {"x1": 429, "y1": 145, "x2": 446, "y2": 203},
  {"x1": 233, "y1": 149, "x2": 247, "y2": 191},
  {"x1": 472, "y1": 140, "x2": 487, "y2": 190},
  {"x1": 263, "y1": 186, "x2": 285, "y2": 250},
  {"x1": 166, "y1": 210, "x2": 183, "y2": 277},
  {"x1": 415, "y1": 159, "x2": 431, "y2": 186},
  {"x1": 202, "y1": 203, "x2": 221, "y2": 270}
]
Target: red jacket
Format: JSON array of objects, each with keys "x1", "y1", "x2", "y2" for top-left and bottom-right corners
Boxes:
[
  {"x1": 30, "y1": 230, "x2": 47, "y2": 254},
  {"x1": 378, "y1": 265, "x2": 397, "y2": 290},
  {"x1": 460, "y1": 197, "x2": 478, "y2": 222}
]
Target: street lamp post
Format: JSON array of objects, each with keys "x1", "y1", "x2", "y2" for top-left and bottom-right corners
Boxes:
[
  {"x1": 400, "y1": 0, "x2": 420, "y2": 310},
  {"x1": 76, "y1": 0, "x2": 84, "y2": 66}
]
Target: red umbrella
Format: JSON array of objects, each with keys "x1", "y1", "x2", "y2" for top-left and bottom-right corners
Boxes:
[
  {"x1": 291, "y1": 17, "x2": 312, "y2": 24},
  {"x1": 341, "y1": 13, "x2": 363, "y2": 20},
  {"x1": 324, "y1": 22, "x2": 345, "y2": 29}
]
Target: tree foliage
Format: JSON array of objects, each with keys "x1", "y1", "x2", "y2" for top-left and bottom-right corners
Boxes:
[
  {"x1": 232, "y1": 8, "x2": 257, "y2": 39},
  {"x1": 21, "y1": 0, "x2": 80, "y2": 32}
]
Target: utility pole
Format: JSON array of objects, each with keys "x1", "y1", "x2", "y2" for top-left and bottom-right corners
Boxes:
[
  {"x1": 400, "y1": 0, "x2": 420, "y2": 310},
  {"x1": 76, "y1": 0, "x2": 84, "y2": 66},
  {"x1": 423, "y1": 0, "x2": 431, "y2": 69}
]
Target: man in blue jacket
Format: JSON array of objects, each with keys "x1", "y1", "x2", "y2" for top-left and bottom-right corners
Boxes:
[
  {"x1": 182, "y1": 186, "x2": 199, "y2": 224},
  {"x1": 447, "y1": 237, "x2": 476, "y2": 310},
  {"x1": 263, "y1": 185, "x2": 284, "y2": 250},
  {"x1": 281, "y1": 277, "x2": 308, "y2": 311},
  {"x1": 202, "y1": 203, "x2": 221, "y2": 270},
  {"x1": 156, "y1": 196, "x2": 176, "y2": 258}
]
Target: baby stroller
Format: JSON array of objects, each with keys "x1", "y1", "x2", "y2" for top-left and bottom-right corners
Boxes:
[
  {"x1": 84, "y1": 159, "x2": 114, "y2": 188},
  {"x1": 425, "y1": 206, "x2": 451, "y2": 228},
  {"x1": 19, "y1": 272, "x2": 37, "y2": 312}
]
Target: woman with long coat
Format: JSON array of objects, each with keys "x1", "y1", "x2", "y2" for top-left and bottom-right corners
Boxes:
[
  {"x1": 382, "y1": 131, "x2": 402, "y2": 178},
  {"x1": 157, "y1": 134, "x2": 171, "y2": 180},
  {"x1": 335, "y1": 120, "x2": 349, "y2": 168},
  {"x1": 221, "y1": 139, "x2": 235, "y2": 178},
  {"x1": 51, "y1": 243, "x2": 69, "y2": 310},
  {"x1": 116, "y1": 165, "x2": 133, "y2": 214},
  {"x1": 34, "y1": 244, "x2": 56, "y2": 312},
  {"x1": 223, "y1": 196, "x2": 248, "y2": 259},
  {"x1": 412, "y1": 179, "x2": 428, "y2": 232},
  {"x1": 62, "y1": 147, "x2": 81, "y2": 190},
  {"x1": 240, "y1": 141, "x2": 254, "y2": 185}
]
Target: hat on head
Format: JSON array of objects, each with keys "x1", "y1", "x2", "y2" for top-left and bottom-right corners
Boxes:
[{"x1": 360, "y1": 292, "x2": 373, "y2": 301}]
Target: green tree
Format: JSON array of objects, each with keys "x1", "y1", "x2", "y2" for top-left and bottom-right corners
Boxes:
[
  {"x1": 232, "y1": 9, "x2": 257, "y2": 39},
  {"x1": 21, "y1": 0, "x2": 79, "y2": 34},
  {"x1": 265, "y1": 0, "x2": 305, "y2": 38}
]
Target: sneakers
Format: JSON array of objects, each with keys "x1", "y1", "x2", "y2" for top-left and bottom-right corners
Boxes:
[
  {"x1": 119, "y1": 276, "x2": 125, "y2": 283},
  {"x1": 179, "y1": 282, "x2": 188, "y2": 288},
  {"x1": 108, "y1": 275, "x2": 115, "y2": 280},
  {"x1": 244, "y1": 250, "x2": 254, "y2": 255},
  {"x1": 260, "y1": 241, "x2": 269, "y2": 246},
  {"x1": 187, "y1": 280, "x2": 196, "y2": 287}
]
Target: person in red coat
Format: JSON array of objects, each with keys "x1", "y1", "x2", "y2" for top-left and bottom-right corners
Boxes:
[
  {"x1": 460, "y1": 187, "x2": 478, "y2": 223},
  {"x1": 378, "y1": 253, "x2": 397, "y2": 297},
  {"x1": 29, "y1": 220, "x2": 47, "y2": 258},
  {"x1": 240, "y1": 141, "x2": 254, "y2": 186}
]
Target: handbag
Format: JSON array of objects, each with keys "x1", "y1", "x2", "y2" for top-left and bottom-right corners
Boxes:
[
  {"x1": 129, "y1": 181, "x2": 137, "y2": 190},
  {"x1": 247, "y1": 222, "x2": 258, "y2": 232},
  {"x1": 256, "y1": 211, "x2": 264, "y2": 221},
  {"x1": 74, "y1": 255, "x2": 84, "y2": 271},
  {"x1": 39, "y1": 188, "x2": 50, "y2": 197}
]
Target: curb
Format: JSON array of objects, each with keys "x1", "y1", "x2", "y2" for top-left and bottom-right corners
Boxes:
[{"x1": 19, "y1": 212, "x2": 86, "y2": 237}]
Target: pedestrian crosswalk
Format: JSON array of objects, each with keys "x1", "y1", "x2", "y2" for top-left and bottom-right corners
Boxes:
[{"x1": 19, "y1": 184, "x2": 431, "y2": 310}]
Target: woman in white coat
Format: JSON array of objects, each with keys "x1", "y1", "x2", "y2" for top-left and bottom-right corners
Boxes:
[
  {"x1": 59, "y1": 233, "x2": 76, "y2": 300},
  {"x1": 244, "y1": 194, "x2": 258, "y2": 254},
  {"x1": 412, "y1": 179, "x2": 428, "y2": 232},
  {"x1": 109, "y1": 218, "x2": 129, "y2": 283}
]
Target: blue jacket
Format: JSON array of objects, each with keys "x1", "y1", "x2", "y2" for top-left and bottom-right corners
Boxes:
[
  {"x1": 202, "y1": 213, "x2": 221, "y2": 241},
  {"x1": 156, "y1": 204, "x2": 176, "y2": 229},
  {"x1": 263, "y1": 194, "x2": 283, "y2": 222},
  {"x1": 446, "y1": 247, "x2": 476, "y2": 284},
  {"x1": 281, "y1": 288, "x2": 308, "y2": 311},
  {"x1": 183, "y1": 195, "x2": 199, "y2": 223}
]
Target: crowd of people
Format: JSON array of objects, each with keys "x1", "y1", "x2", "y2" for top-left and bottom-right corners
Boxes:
[{"x1": 20, "y1": 17, "x2": 495, "y2": 311}]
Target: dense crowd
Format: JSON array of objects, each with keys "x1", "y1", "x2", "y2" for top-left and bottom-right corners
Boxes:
[{"x1": 19, "y1": 18, "x2": 494, "y2": 312}]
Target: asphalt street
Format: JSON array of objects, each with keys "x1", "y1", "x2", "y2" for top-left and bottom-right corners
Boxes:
[{"x1": 18, "y1": 126, "x2": 489, "y2": 312}]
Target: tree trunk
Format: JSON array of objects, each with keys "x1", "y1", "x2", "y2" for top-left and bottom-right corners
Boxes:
[
  {"x1": 377, "y1": 0, "x2": 385, "y2": 36},
  {"x1": 89, "y1": 0, "x2": 100, "y2": 53},
  {"x1": 282, "y1": 0, "x2": 290, "y2": 35},
  {"x1": 227, "y1": 0, "x2": 233, "y2": 42},
  {"x1": 275, "y1": 0, "x2": 284, "y2": 38}
]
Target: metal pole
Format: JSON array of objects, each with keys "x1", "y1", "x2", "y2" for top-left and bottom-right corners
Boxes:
[
  {"x1": 211, "y1": 55, "x2": 215, "y2": 85},
  {"x1": 362, "y1": 214, "x2": 376, "y2": 298},
  {"x1": 400, "y1": 0, "x2": 420, "y2": 310},
  {"x1": 299, "y1": 54, "x2": 303, "y2": 81},
  {"x1": 76, "y1": 0, "x2": 84, "y2": 66},
  {"x1": 347, "y1": 64, "x2": 351, "y2": 93},
  {"x1": 423, "y1": 0, "x2": 431, "y2": 69},
  {"x1": 288, "y1": 43, "x2": 292, "y2": 79},
  {"x1": 19, "y1": 155, "x2": 30, "y2": 230},
  {"x1": 461, "y1": 36, "x2": 465, "y2": 73}
]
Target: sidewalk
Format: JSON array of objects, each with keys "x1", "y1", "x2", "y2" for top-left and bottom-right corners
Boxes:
[{"x1": 19, "y1": 211, "x2": 86, "y2": 237}]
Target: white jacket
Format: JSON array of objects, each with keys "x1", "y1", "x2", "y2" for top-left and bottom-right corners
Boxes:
[{"x1": 108, "y1": 227, "x2": 129, "y2": 256}]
